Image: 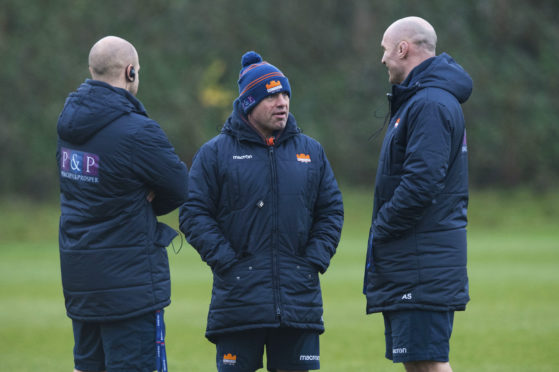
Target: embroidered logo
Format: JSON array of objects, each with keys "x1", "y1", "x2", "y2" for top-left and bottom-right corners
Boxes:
[
  {"x1": 242, "y1": 95, "x2": 255, "y2": 109},
  {"x1": 394, "y1": 118, "x2": 401, "y2": 128},
  {"x1": 223, "y1": 353, "x2": 237, "y2": 365},
  {"x1": 232, "y1": 154, "x2": 253, "y2": 160},
  {"x1": 266, "y1": 80, "x2": 283, "y2": 94},
  {"x1": 300, "y1": 354, "x2": 320, "y2": 361},
  {"x1": 296, "y1": 153, "x2": 311, "y2": 163},
  {"x1": 60, "y1": 147, "x2": 100, "y2": 183}
]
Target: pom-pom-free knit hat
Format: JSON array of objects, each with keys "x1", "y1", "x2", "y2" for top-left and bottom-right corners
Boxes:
[{"x1": 237, "y1": 51, "x2": 291, "y2": 114}]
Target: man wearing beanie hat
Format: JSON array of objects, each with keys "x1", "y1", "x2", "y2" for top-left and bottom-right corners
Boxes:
[{"x1": 180, "y1": 51, "x2": 344, "y2": 372}]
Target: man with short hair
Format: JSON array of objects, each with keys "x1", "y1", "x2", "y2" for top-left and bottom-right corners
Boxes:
[
  {"x1": 363, "y1": 17, "x2": 473, "y2": 372},
  {"x1": 180, "y1": 51, "x2": 344, "y2": 372},
  {"x1": 57, "y1": 35, "x2": 188, "y2": 371}
]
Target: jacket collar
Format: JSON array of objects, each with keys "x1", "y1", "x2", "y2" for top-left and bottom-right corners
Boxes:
[
  {"x1": 222, "y1": 98, "x2": 300, "y2": 145},
  {"x1": 388, "y1": 53, "x2": 473, "y2": 115}
]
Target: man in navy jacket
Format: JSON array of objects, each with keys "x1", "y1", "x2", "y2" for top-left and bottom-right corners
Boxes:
[
  {"x1": 180, "y1": 51, "x2": 343, "y2": 372},
  {"x1": 363, "y1": 17, "x2": 472, "y2": 372},
  {"x1": 57, "y1": 36, "x2": 188, "y2": 371}
]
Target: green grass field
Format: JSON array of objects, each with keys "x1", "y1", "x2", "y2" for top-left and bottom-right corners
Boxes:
[{"x1": 1, "y1": 188, "x2": 558, "y2": 371}]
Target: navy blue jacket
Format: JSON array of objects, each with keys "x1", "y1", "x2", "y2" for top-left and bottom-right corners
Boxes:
[
  {"x1": 179, "y1": 101, "x2": 343, "y2": 342},
  {"x1": 57, "y1": 80, "x2": 188, "y2": 321},
  {"x1": 364, "y1": 53, "x2": 472, "y2": 313}
]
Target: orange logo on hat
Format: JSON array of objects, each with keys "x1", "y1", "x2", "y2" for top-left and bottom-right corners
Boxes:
[
  {"x1": 266, "y1": 80, "x2": 281, "y2": 90},
  {"x1": 223, "y1": 353, "x2": 237, "y2": 365},
  {"x1": 296, "y1": 153, "x2": 311, "y2": 163},
  {"x1": 266, "y1": 80, "x2": 283, "y2": 93}
]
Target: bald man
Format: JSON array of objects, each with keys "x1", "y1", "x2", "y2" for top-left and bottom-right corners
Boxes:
[
  {"x1": 56, "y1": 36, "x2": 188, "y2": 372},
  {"x1": 363, "y1": 17, "x2": 472, "y2": 372}
]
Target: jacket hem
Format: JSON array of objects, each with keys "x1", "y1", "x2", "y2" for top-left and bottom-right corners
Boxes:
[
  {"x1": 66, "y1": 300, "x2": 171, "y2": 322},
  {"x1": 205, "y1": 321, "x2": 324, "y2": 344},
  {"x1": 366, "y1": 303, "x2": 467, "y2": 314}
]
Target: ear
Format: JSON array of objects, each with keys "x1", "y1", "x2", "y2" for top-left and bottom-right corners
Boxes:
[
  {"x1": 397, "y1": 40, "x2": 409, "y2": 59},
  {"x1": 125, "y1": 64, "x2": 136, "y2": 82}
]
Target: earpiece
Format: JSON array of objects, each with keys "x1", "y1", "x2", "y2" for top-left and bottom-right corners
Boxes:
[{"x1": 126, "y1": 65, "x2": 136, "y2": 82}]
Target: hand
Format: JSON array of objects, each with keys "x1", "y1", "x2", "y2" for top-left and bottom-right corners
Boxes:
[{"x1": 146, "y1": 190, "x2": 156, "y2": 203}]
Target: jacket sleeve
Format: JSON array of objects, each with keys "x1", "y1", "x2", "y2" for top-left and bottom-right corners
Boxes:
[
  {"x1": 132, "y1": 119, "x2": 189, "y2": 216},
  {"x1": 178, "y1": 144, "x2": 238, "y2": 274},
  {"x1": 373, "y1": 101, "x2": 451, "y2": 242},
  {"x1": 304, "y1": 147, "x2": 344, "y2": 273}
]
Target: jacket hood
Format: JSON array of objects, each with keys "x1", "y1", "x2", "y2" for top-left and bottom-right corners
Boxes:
[
  {"x1": 57, "y1": 79, "x2": 147, "y2": 144},
  {"x1": 391, "y1": 53, "x2": 473, "y2": 114},
  {"x1": 221, "y1": 98, "x2": 300, "y2": 144}
]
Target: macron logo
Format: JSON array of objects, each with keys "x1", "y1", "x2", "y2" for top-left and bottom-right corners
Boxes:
[
  {"x1": 232, "y1": 154, "x2": 253, "y2": 160},
  {"x1": 401, "y1": 293, "x2": 412, "y2": 300},
  {"x1": 393, "y1": 347, "x2": 407, "y2": 354},
  {"x1": 300, "y1": 355, "x2": 320, "y2": 361}
]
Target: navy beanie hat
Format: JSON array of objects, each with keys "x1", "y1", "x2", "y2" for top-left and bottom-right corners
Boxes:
[{"x1": 237, "y1": 51, "x2": 291, "y2": 114}]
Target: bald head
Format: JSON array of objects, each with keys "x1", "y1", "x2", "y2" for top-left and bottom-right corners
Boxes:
[
  {"x1": 88, "y1": 36, "x2": 139, "y2": 87},
  {"x1": 381, "y1": 17, "x2": 437, "y2": 84},
  {"x1": 384, "y1": 16, "x2": 437, "y2": 55}
]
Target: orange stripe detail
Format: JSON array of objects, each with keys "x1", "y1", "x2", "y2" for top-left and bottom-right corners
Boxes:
[
  {"x1": 239, "y1": 72, "x2": 284, "y2": 96},
  {"x1": 239, "y1": 62, "x2": 269, "y2": 77}
]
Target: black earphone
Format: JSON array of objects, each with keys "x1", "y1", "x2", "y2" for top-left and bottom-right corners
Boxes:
[{"x1": 126, "y1": 65, "x2": 136, "y2": 82}]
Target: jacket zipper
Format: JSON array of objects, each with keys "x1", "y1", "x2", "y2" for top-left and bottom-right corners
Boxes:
[
  {"x1": 268, "y1": 145, "x2": 282, "y2": 321},
  {"x1": 387, "y1": 92, "x2": 393, "y2": 118}
]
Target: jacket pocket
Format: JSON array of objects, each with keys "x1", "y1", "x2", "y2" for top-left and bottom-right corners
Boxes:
[
  {"x1": 211, "y1": 257, "x2": 269, "y2": 310},
  {"x1": 375, "y1": 174, "x2": 402, "y2": 203},
  {"x1": 60, "y1": 246, "x2": 150, "y2": 292},
  {"x1": 367, "y1": 233, "x2": 420, "y2": 301},
  {"x1": 281, "y1": 258, "x2": 321, "y2": 307}
]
